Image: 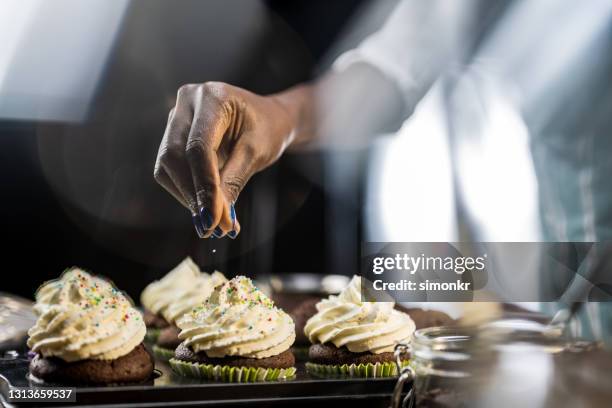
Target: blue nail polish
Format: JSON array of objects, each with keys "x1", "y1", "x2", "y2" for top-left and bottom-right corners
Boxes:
[
  {"x1": 230, "y1": 203, "x2": 237, "y2": 231},
  {"x1": 200, "y1": 207, "x2": 213, "y2": 230},
  {"x1": 228, "y1": 230, "x2": 237, "y2": 239},
  {"x1": 230, "y1": 204, "x2": 236, "y2": 222},
  {"x1": 192, "y1": 214, "x2": 205, "y2": 238},
  {"x1": 212, "y1": 226, "x2": 224, "y2": 238}
]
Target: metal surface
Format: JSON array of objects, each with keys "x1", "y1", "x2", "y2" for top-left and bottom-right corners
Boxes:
[
  {"x1": 0, "y1": 350, "x2": 406, "y2": 407},
  {"x1": 390, "y1": 344, "x2": 414, "y2": 408}
]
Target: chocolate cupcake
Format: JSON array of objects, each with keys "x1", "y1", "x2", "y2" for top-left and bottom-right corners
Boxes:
[
  {"x1": 304, "y1": 275, "x2": 415, "y2": 378},
  {"x1": 27, "y1": 272, "x2": 153, "y2": 385},
  {"x1": 148, "y1": 266, "x2": 227, "y2": 361},
  {"x1": 147, "y1": 266, "x2": 227, "y2": 361},
  {"x1": 140, "y1": 257, "x2": 226, "y2": 346},
  {"x1": 170, "y1": 276, "x2": 296, "y2": 382},
  {"x1": 140, "y1": 257, "x2": 199, "y2": 342},
  {"x1": 29, "y1": 344, "x2": 153, "y2": 385}
]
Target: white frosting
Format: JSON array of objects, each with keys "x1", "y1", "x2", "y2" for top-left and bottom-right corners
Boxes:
[
  {"x1": 27, "y1": 271, "x2": 145, "y2": 362},
  {"x1": 162, "y1": 271, "x2": 227, "y2": 324},
  {"x1": 177, "y1": 276, "x2": 295, "y2": 359},
  {"x1": 140, "y1": 257, "x2": 201, "y2": 316},
  {"x1": 304, "y1": 275, "x2": 415, "y2": 353},
  {"x1": 140, "y1": 258, "x2": 228, "y2": 324},
  {"x1": 33, "y1": 268, "x2": 114, "y2": 316}
]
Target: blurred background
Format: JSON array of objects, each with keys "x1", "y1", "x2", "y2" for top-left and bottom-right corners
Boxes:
[
  {"x1": 2, "y1": 0, "x2": 612, "y2": 313},
  {"x1": 2, "y1": 2, "x2": 612, "y2": 404},
  {"x1": 1, "y1": 0, "x2": 379, "y2": 299}
]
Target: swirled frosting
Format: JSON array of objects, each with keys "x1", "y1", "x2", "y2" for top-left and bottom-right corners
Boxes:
[
  {"x1": 162, "y1": 271, "x2": 227, "y2": 324},
  {"x1": 140, "y1": 257, "x2": 200, "y2": 316},
  {"x1": 27, "y1": 271, "x2": 145, "y2": 362},
  {"x1": 304, "y1": 275, "x2": 415, "y2": 354},
  {"x1": 140, "y1": 258, "x2": 227, "y2": 324},
  {"x1": 33, "y1": 268, "x2": 115, "y2": 316},
  {"x1": 177, "y1": 276, "x2": 295, "y2": 359}
]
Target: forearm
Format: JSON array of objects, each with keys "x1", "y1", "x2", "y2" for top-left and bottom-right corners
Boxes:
[{"x1": 272, "y1": 62, "x2": 406, "y2": 151}]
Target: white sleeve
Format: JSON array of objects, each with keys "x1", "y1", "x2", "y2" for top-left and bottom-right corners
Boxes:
[{"x1": 333, "y1": 0, "x2": 475, "y2": 114}]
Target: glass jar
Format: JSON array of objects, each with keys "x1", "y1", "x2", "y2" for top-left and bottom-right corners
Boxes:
[{"x1": 393, "y1": 321, "x2": 594, "y2": 408}]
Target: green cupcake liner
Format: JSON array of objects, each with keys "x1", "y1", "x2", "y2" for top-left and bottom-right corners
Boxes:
[
  {"x1": 152, "y1": 345, "x2": 175, "y2": 362},
  {"x1": 145, "y1": 328, "x2": 160, "y2": 344},
  {"x1": 305, "y1": 359, "x2": 410, "y2": 378},
  {"x1": 169, "y1": 358, "x2": 296, "y2": 382}
]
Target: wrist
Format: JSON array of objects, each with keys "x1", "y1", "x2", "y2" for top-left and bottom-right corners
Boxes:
[{"x1": 270, "y1": 83, "x2": 315, "y2": 150}]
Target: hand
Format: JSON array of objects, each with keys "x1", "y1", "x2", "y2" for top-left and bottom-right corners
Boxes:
[{"x1": 154, "y1": 82, "x2": 297, "y2": 238}]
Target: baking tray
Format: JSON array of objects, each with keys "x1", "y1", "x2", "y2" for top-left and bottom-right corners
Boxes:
[{"x1": 0, "y1": 347, "x2": 408, "y2": 408}]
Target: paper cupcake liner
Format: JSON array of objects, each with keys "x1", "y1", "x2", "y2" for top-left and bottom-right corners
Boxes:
[
  {"x1": 305, "y1": 359, "x2": 409, "y2": 378},
  {"x1": 169, "y1": 358, "x2": 296, "y2": 382},
  {"x1": 152, "y1": 345, "x2": 175, "y2": 362},
  {"x1": 145, "y1": 328, "x2": 160, "y2": 344}
]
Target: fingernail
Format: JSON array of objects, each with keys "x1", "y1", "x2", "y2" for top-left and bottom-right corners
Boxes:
[
  {"x1": 192, "y1": 214, "x2": 205, "y2": 238},
  {"x1": 230, "y1": 204, "x2": 236, "y2": 222},
  {"x1": 229, "y1": 203, "x2": 237, "y2": 233},
  {"x1": 212, "y1": 226, "x2": 224, "y2": 238},
  {"x1": 200, "y1": 207, "x2": 213, "y2": 230}
]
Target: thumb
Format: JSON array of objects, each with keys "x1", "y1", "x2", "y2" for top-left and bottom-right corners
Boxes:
[
  {"x1": 215, "y1": 141, "x2": 258, "y2": 237},
  {"x1": 219, "y1": 141, "x2": 259, "y2": 204}
]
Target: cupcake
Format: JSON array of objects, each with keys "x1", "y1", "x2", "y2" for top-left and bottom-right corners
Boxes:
[
  {"x1": 152, "y1": 270, "x2": 227, "y2": 361},
  {"x1": 304, "y1": 275, "x2": 415, "y2": 378},
  {"x1": 141, "y1": 257, "x2": 207, "y2": 343},
  {"x1": 170, "y1": 276, "x2": 297, "y2": 382},
  {"x1": 33, "y1": 268, "x2": 114, "y2": 316},
  {"x1": 27, "y1": 271, "x2": 153, "y2": 385},
  {"x1": 271, "y1": 274, "x2": 350, "y2": 359}
]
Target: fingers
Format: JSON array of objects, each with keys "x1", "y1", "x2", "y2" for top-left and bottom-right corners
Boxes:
[
  {"x1": 220, "y1": 140, "x2": 258, "y2": 204},
  {"x1": 156, "y1": 87, "x2": 210, "y2": 237},
  {"x1": 229, "y1": 208, "x2": 241, "y2": 239},
  {"x1": 152, "y1": 165, "x2": 189, "y2": 208},
  {"x1": 211, "y1": 201, "x2": 240, "y2": 238},
  {"x1": 154, "y1": 106, "x2": 198, "y2": 212},
  {"x1": 155, "y1": 82, "x2": 247, "y2": 239},
  {"x1": 185, "y1": 84, "x2": 235, "y2": 238},
  {"x1": 210, "y1": 140, "x2": 258, "y2": 238}
]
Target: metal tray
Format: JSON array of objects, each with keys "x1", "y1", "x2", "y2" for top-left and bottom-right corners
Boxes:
[{"x1": 0, "y1": 348, "x2": 406, "y2": 408}]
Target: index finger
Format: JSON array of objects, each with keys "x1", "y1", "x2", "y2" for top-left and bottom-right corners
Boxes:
[{"x1": 185, "y1": 92, "x2": 230, "y2": 236}]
